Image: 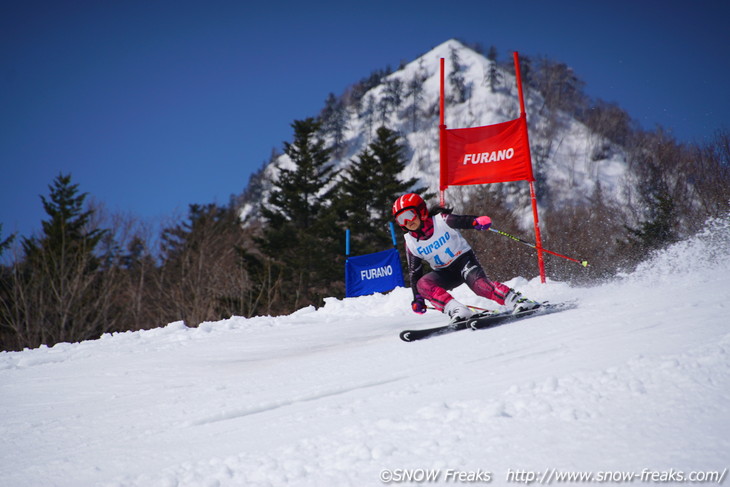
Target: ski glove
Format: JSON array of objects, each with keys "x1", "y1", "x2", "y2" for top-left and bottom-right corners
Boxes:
[
  {"x1": 472, "y1": 215, "x2": 492, "y2": 231},
  {"x1": 411, "y1": 294, "x2": 427, "y2": 314}
]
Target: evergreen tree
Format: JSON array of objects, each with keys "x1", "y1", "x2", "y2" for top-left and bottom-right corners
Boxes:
[
  {"x1": 404, "y1": 62, "x2": 428, "y2": 132},
  {"x1": 622, "y1": 128, "x2": 685, "y2": 262},
  {"x1": 344, "y1": 67, "x2": 391, "y2": 111},
  {"x1": 262, "y1": 118, "x2": 334, "y2": 229},
  {"x1": 337, "y1": 126, "x2": 425, "y2": 255},
  {"x1": 626, "y1": 191, "x2": 678, "y2": 253},
  {"x1": 0, "y1": 223, "x2": 16, "y2": 348},
  {"x1": 383, "y1": 78, "x2": 404, "y2": 112},
  {"x1": 533, "y1": 57, "x2": 586, "y2": 114},
  {"x1": 260, "y1": 118, "x2": 339, "y2": 309},
  {"x1": 23, "y1": 173, "x2": 106, "y2": 269},
  {"x1": 8, "y1": 174, "x2": 113, "y2": 347},
  {"x1": 487, "y1": 45, "x2": 498, "y2": 62},
  {"x1": 448, "y1": 47, "x2": 468, "y2": 103},
  {"x1": 319, "y1": 92, "x2": 349, "y2": 157},
  {"x1": 0, "y1": 223, "x2": 14, "y2": 258},
  {"x1": 485, "y1": 46, "x2": 502, "y2": 93},
  {"x1": 359, "y1": 94, "x2": 377, "y2": 143}
]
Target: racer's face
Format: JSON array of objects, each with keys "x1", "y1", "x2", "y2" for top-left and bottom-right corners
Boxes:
[{"x1": 403, "y1": 215, "x2": 421, "y2": 232}]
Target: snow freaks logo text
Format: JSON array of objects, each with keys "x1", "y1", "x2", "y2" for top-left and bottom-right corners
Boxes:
[
  {"x1": 462, "y1": 147, "x2": 514, "y2": 165},
  {"x1": 380, "y1": 468, "x2": 492, "y2": 483}
]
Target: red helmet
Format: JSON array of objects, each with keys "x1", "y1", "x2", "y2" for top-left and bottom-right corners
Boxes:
[{"x1": 392, "y1": 193, "x2": 428, "y2": 228}]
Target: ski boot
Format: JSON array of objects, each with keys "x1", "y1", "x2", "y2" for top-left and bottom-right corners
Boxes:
[
  {"x1": 444, "y1": 299, "x2": 474, "y2": 322},
  {"x1": 504, "y1": 289, "x2": 540, "y2": 314}
]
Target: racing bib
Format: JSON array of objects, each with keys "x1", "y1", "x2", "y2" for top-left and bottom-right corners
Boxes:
[{"x1": 404, "y1": 214, "x2": 472, "y2": 269}]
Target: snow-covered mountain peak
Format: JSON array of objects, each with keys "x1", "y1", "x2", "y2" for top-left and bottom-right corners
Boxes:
[{"x1": 240, "y1": 38, "x2": 630, "y2": 228}]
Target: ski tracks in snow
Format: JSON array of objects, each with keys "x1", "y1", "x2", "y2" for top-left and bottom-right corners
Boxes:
[{"x1": 4, "y1": 219, "x2": 730, "y2": 486}]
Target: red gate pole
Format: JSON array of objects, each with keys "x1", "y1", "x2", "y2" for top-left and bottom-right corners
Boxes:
[
  {"x1": 513, "y1": 51, "x2": 546, "y2": 283},
  {"x1": 439, "y1": 57, "x2": 447, "y2": 207}
]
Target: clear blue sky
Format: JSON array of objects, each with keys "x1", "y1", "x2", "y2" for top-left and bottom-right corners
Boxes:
[{"x1": 2, "y1": 0, "x2": 728, "y2": 244}]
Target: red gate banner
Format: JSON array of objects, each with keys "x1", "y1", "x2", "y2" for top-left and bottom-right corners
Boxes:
[
  {"x1": 438, "y1": 52, "x2": 546, "y2": 283},
  {"x1": 441, "y1": 115, "x2": 534, "y2": 188}
]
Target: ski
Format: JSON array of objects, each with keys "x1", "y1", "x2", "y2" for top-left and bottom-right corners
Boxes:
[
  {"x1": 399, "y1": 318, "x2": 473, "y2": 342},
  {"x1": 467, "y1": 301, "x2": 575, "y2": 330},
  {"x1": 399, "y1": 301, "x2": 576, "y2": 342}
]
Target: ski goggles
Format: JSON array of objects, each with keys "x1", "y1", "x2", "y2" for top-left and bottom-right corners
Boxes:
[{"x1": 394, "y1": 208, "x2": 418, "y2": 227}]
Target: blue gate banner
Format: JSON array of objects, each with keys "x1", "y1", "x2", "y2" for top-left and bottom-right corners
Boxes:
[{"x1": 345, "y1": 248, "x2": 404, "y2": 297}]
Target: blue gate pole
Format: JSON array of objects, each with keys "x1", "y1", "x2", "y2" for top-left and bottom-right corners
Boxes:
[
  {"x1": 389, "y1": 222, "x2": 398, "y2": 247},
  {"x1": 389, "y1": 222, "x2": 405, "y2": 287},
  {"x1": 344, "y1": 228, "x2": 351, "y2": 297}
]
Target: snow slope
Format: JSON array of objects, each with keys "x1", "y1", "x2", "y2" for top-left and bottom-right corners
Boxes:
[{"x1": 2, "y1": 216, "x2": 729, "y2": 486}]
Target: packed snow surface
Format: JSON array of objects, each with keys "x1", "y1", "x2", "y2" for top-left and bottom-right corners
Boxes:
[{"x1": 2, "y1": 217, "x2": 729, "y2": 486}]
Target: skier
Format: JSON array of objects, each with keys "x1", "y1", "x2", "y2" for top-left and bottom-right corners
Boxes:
[{"x1": 392, "y1": 193, "x2": 539, "y2": 321}]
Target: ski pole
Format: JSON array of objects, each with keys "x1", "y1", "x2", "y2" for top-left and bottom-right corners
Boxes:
[{"x1": 489, "y1": 227, "x2": 589, "y2": 267}]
